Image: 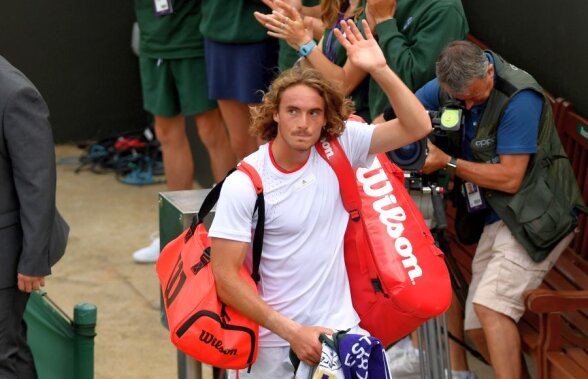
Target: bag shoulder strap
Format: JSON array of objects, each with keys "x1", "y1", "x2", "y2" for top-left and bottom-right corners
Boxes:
[
  {"x1": 186, "y1": 160, "x2": 265, "y2": 284},
  {"x1": 238, "y1": 161, "x2": 264, "y2": 283},
  {"x1": 315, "y1": 138, "x2": 361, "y2": 221},
  {"x1": 237, "y1": 161, "x2": 263, "y2": 194}
]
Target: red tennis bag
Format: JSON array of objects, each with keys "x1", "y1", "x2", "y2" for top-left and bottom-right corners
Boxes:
[
  {"x1": 316, "y1": 138, "x2": 452, "y2": 346},
  {"x1": 156, "y1": 162, "x2": 264, "y2": 369}
]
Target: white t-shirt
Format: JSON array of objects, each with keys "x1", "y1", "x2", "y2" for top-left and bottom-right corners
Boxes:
[{"x1": 208, "y1": 120, "x2": 376, "y2": 347}]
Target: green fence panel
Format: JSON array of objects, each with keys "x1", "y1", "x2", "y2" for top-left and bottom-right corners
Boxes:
[{"x1": 24, "y1": 291, "x2": 96, "y2": 379}]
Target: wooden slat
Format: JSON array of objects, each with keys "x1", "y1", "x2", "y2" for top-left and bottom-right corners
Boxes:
[
  {"x1": 519, "y1": 320, "x2": 539, "y2": 353},
  {"x1": 528, "y1": 251, "x2": 588, "y2": 360},
  {"x1": 547, "y1": 351, "x2": 588, "y2": 378},
  {"x1": 522, "y1": 309, "x2": 540, "y2": 333},
  {"x1": 565, "y1": 348, "x2": 588, "y2": 372},
  {"x1": 447, "y1": 241, "x2": 474, "y2": 265},
  {"x1": 466, "y1": 34, "x2": 489, "y2": 50},
  {"x1": 561, "y1": 314, "x2": 588, "y2": 344},
  {"x1": 570, "y1": 213, "x2": 587, "y2": 260},
  {"x1": 556, "y1": 104, "x2": 588, "y2": 260},
  {"x1": 558, "y1": 108, "x2": 588, "y2": 151},
  {"x1": 446, "y1": 242, "x2": 473, "y2": 283},
  {"x1": 544, "y1": 93, "x2": 564, "y2": 124},
  {"x1": 543, "y1": 264, "x2": 580, "y2": 291},
  {"x1": 557, "y1": 256, "x2": 588, "y2": 290},
  {"x1": 560, "y1": 320, "x2": 588, "y2": 349},
  {"x1": 521, "y1": 309, "x2": 588, "y2": 353}
]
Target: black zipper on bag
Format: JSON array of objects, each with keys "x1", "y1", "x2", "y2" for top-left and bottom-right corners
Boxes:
[{"x1": 175, "y1": 310, "x2": 256, "y2": 365}]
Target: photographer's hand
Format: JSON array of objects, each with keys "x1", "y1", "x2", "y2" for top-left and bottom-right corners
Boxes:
[
  {"x1": 424, "y1": 141, "x2": 531, "y2": 193},
  {"x1": 422, "y1": 140, "x2": 451, "y2": 175}
]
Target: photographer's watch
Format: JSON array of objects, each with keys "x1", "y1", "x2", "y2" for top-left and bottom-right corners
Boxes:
[{"x1": 445, "y1": 157, "x2": 458, "y2": 177}]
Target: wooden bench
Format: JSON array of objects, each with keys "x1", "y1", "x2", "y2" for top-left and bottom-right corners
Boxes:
[
  {"x1": 555, "y1": 101, "x2": 588, "y2": 258},
  {"x1": 443, "y1": 99, "x2": 588, "y2": 378}
]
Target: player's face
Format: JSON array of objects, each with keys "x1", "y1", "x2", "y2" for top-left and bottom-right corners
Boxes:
[{"x1": 273, "y1": 84, "x2": 326, "y2": 152}]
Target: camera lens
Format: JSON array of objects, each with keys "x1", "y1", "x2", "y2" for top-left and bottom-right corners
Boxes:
[
  {"x1": 396, "y1": 143, "x2": 419, "y2": 159},
  {"x1": 386, "y1": 138, "x2": 427, "y2": 170}
]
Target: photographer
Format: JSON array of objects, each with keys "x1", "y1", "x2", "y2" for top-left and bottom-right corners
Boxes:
[{"x1": 416, "y1": 40, "x2": 587, "y2": 378}]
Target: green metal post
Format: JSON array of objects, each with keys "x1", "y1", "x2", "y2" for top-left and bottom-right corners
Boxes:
[{"x1": 73, "y1": 303, "x2": 97, "y2": 379}]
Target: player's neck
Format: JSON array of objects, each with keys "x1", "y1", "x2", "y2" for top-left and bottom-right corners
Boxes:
[{"x1": 270, "y1": 138, "x2": 311, "y2": 172}]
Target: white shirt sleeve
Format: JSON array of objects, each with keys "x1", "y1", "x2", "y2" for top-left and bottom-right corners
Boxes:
[
  {"x1": 338, "y1": 120, "x2": 377, "y2": 168},
  {"x1": 208, "y1": 170, "x2": 257, "y2": 243}
]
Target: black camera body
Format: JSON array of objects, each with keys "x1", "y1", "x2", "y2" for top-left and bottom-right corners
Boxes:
[{"x1": 385, "y1": 102, "x2": 464, "y2": 172}]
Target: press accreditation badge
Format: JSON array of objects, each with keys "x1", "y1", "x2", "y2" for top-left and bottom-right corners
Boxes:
[
  {"x1": 463, "y1": 181, "x2": 487, "y2": 212},
  {"x1": 153, "y1": 0, "x2": 173, "y2": 16}
]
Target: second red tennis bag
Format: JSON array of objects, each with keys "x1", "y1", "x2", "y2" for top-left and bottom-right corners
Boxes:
[
  {"x1": 156, "y1": 162, "x2": 264, "y2": 369},
  {"x1": 316, "y1": 138, "x2": 452, "y2": 346}
]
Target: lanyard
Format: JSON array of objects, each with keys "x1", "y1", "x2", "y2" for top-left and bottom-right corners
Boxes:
[{"x1": 324, "y1": 13, "x2": 347, "y2": 63}]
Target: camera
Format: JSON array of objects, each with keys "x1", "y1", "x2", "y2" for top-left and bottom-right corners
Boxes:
[
  {"x1": 385, "y1": 102, "x2": 464, "y2": 171},
  {"x1": 381, "y1": 101, "x2": 465, "y2": 228},
  {"x1": 386, "y1": 137, "x2": 428, "y2": 172}
]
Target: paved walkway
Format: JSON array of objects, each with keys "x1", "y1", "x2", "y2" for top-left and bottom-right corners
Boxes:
[{"x1": 46, "y1": 145, "x2": 184, "y2": 378}]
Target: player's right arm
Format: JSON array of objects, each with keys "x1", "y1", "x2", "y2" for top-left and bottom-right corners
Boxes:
[{"x1": 209, "y1": 170, "x2": 330, "y2": 365}]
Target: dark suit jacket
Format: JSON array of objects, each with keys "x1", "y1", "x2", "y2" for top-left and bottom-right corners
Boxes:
[{"x1": 0, "y1": 55, "x2": 69, "y2": 289}]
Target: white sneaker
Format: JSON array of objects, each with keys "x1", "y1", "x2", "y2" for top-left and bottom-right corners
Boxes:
[
  {"x1": 452, "y1": 370, "x2": 477, "y2": 379},
  {"x1": 387, "y1": 344, "x2": 421, "y2": 379},
  {"x1": 387, "y1": 336, "x2": 413, "y2": 360},
  {"x1": 132, "y1": 237, "x2": 160, "y2": 263}
]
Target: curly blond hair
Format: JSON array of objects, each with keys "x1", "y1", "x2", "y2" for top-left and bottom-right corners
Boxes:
[{"x1": 249, "y1": 66, "x2": 354, "y2": 142}]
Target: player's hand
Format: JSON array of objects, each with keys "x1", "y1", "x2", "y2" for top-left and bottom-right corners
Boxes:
[
  {"x1": 334, "y1": 20, "x2": 387, "y2": 74},
  {"x1": 287, "y1": 324, "x2": 333, "y2": 366}
]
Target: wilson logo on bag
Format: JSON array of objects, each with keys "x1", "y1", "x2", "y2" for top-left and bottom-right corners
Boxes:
[
  {"x1": 360, "y1": 170, "x2": 424, "y2": 284},
  {"x1": 156, "y1": 162, "x2": 265, "y2": 369},
  {"x1": 163, "y1": 254, "x2": 186, "y2": 308}
]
